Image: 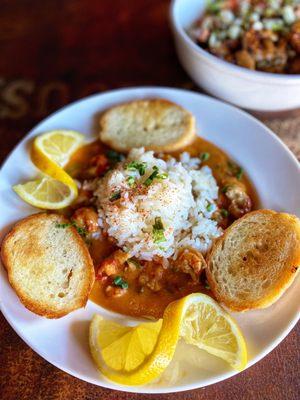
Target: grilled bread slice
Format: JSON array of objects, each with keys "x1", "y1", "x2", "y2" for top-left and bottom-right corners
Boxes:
[
  {"x1": 1, "y1": 213, "x2": 95, "y2": 318},
  {"x1": 206, "y1": 210, "x2": 300, "y2": 311},
  {"x1": 99, "y1": 99, "x2": 196, "y2": 152}
]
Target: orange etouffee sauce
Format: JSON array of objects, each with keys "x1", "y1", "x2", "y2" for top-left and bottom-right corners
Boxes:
[{"x1": 66, "y1": 138, "x2": 257, "y2": 319}]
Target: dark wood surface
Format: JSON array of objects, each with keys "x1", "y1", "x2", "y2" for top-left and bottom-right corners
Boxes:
[{"x1": 0, "y1": 1, "x2": 299, "y2": 399}]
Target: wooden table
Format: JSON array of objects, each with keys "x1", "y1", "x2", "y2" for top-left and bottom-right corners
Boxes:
[{"x1": 0, "y1": 1, "x2": 299, "y2": 399}]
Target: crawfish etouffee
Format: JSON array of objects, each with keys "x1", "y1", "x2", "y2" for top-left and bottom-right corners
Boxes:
[
  {"x1": 66, "y1": 136, "x2": 256, "y2": 319},
  {"x1": 6, "y1": 99, "x2": 300, "y2": 388},
  {"x1": 189, "y1": 0, "x2": 300, "y2": 73}
]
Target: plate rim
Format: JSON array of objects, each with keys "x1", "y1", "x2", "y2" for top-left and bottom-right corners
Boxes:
[
  {"x1": 1, "y1": 86, "x2": 299, "y2": 173},
  {"x1": 0, "y1": 86, "x2": 299, "y2": 394}
]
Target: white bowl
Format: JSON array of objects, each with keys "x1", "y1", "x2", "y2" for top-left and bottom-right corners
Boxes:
[
  {"x1": 170, "y1": 0, "x2": 300, "y2": 111},
  {"x1": 0, "y1": 87, "x2": 299, "y2": 393}
]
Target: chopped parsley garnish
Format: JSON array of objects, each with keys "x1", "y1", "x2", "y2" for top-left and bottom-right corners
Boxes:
[
  {"x1": 207, "y1": 0, "x2": 222, "y2": 13},
  {"x1": 113, "y1": 276, "x2": 128, "y2": 289},
  {"x1": 206, "y1": 203, "x2": 214, "y2": 212},
  {"x1": 227, "y1": 161, "x2": 243, "y2": 180},
  {"x1": 127, "y1": 257, "x2": 141, "y2": 269},
  {"x1": 221, "y1": 208, "x2": 229, "y2": 218},
  {"x1": 221, "y1": 185, "x2": 230, "y2": 193},
  {"x1": 55, "y1": 222, "x2": 72, "y2": 229},
  {"x1": 55, "y1": 221, "x2": 87, "y2": 238},
  {"x1": 144, "y1": 166, "x2": 168, "y2": 186},
  {"x1": 158, "y1": 171, "x2": 168, "y2": 179},
  {"x1": 152, "y1": 217, "x2": 166, "y2": 244},
  {"x1": 75, "y1": 225, "x2": 88, "y2": 237},
  {"x1": 204, "y1": 282, "x2": 211, "y2": 290},
  {"x1": 106, "y1": 149, "x2": 124, "y2": 163},
  {"x1": 109, "y1": 190, "x2": 121, "y2": 202},
  {"x1": 236, "y1": 167, "x2": 244, "y2": 180},
  {"x1": 158, "y1": 245, "x2": 167, "y2": 251},
  {"x1": 126, "y1": 161, "x2": 147, "y2": 176},
  {"x1": 200, "y1": 152, "x2": 210, "y2": 162},
  {"x1": 126, "y1": 176, "x2": 135, "y2": 187}
]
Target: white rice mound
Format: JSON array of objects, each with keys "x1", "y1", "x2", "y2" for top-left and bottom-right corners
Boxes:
[{"x1": 93, "y1": 148, "x2": 222, "y2": 260}]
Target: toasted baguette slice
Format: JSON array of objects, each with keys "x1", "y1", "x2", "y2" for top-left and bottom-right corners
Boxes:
[
  {"x1": 1, "y1": 213, "x2": 95, "y2": 318},
  {"x1": 206, "y1": 210, "x2": 300, "y2": 311},
  {"x1": 99, "y1": 99, "x2": 196, "y2": 152}
]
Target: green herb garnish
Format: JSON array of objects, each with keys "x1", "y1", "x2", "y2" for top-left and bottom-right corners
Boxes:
[
  {"x1": 106, "y1": 150, "x2": 124, "y2": 162},
  {"x1": 126, "y1": 176, "x2": 135, "y2": 187},
  {"x1": 236, "y1": 167, "x2": 243, "y2": 180},
  {"x1": 56, "y1": 222, "x2": 72, "y2": 229},
  {"x1": 126, "y1": 161, "x2": 147, "y2": 176},
  {"x1": 113, "y1": 276, "x2": 129, "y2": 289},
  {"x1": 221, "y1": 185, "x2": 230, "y2": 193},
  {"x1": 144, "y1": 166, "x2": 168, "y2": 186},
  {"x1": 158, "y1": 171, "x2": 168, "y2": 179},
  {"x1": 207, "y1": 0, "x2": 222, "y2": 13},
  {"x1": 221, "y1": 208, "x2": 229, "y2": 218},
  {"x1": 200, "y1": 152, "x2": 210, "y2": 162},
  {"x1": 228, "y1": 161, "x2": 243, "y2": 180},
  {"x1": 204, "y1": 282, "x2": 211, "y2": 290},
  {"x1": 271, "y1": 23, "x2": 284, "y2": 32},
  {"x1": 153, "y1": 217, "x2": 166, "y2": 244},
  {"x1": 55, "y1": 221, "x2": 87, "y2": 238},
  {"x1": 75, "y1": 225, "x2": 87, "y2": 237},
  {"x1": 109, "y1": 190, "x2": 121, "y2": 202},
  {"x1": 206, "y1": 203, "x2": 214, "y2": 212}
]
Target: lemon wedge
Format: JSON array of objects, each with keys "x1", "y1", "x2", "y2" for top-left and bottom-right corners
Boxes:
[
  {"x1": 13, "y1": 130, "x2": 84, "y2": 209},
  {"x1": 89, "y1": 315, "x2": 174, "y2": 386},
  {"x1": 91, "y1": 318, "x2": 163, "y2": 372},
  {"x1": 89, "y1": 293, "x2": 247, "y2": 386},
  {"x1": 13, "y1": 176, "x2": 77, "y2": 209},
  {"x1": 179, "y1": 294, "x2": 247, "y2": 371}
]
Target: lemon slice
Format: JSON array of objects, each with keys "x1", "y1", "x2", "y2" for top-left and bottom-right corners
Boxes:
[
  {"x1": 31, "y1": 130, "x2": 84, "y2": 193},
  {"x1": 32, "y1": 130, "x2": 84, "y2": 167},
  {"x1": 89, "y1": 293, "x2": 247, "y2": 386},
  {"x1": 13, "y1": 176, "x2": 77, "y2": 209},
  {"x1": 14, "y1": 130, "x2": 84, "y2": 209}
]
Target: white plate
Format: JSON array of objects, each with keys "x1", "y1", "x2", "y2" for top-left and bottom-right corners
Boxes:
[{"x1": 0, "y1": 87, "x2": 299, "y2": 394}]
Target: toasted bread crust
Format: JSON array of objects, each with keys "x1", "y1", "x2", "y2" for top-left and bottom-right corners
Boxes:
[
  {"x1": 99, "y1": 99, "x2": 196, "y2": 152},
  {"x1": 206, "y1": 210, "x2": 300, "y2": 311},
  {"x1": 1, "y1": 213, "x2": 95, "y2": 318}
]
